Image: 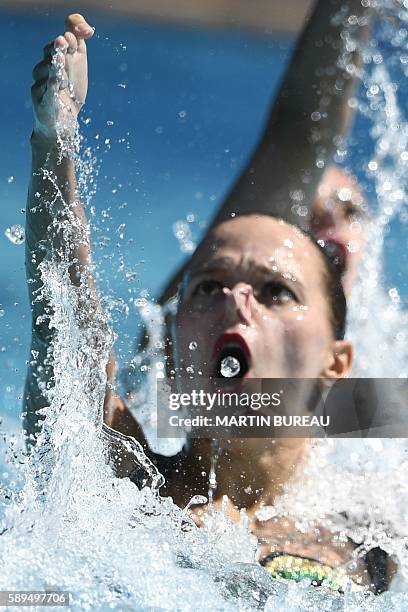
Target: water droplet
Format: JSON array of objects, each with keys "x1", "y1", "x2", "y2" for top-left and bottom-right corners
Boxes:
[
  {"x1": 347, "y1": 240, "x2": 360, "y2": 253},
  {"x1": 338, "y1": 187, "x2": 353, "y2": 202},
  {"x1": 178, "y1": 110, "x2": 187, "y2": 118},
  {"x1": 220, "y1": 356, "x2": 240, "y2": 378},
  {"x1": 311, "y1": 111, "x2": 321, "y2": 122},
  {"x1": 116, "y1": 223, "x2": 126, "y2": 239},
  {"x1": 189, "y1": 341, "x2": 198, "y2": 350},
  {"x1": 5, "y1": 225, "x2": 25, "y2": 245},
  {"x1": 173, "y1": 220, "x2": 196, "y2": 254},
  {"x1": 7, "y1": 176, "x2": 14, "y2": 184},
  {"x1": 125, "y1": 272, "x2": 137, "y2": 282},
  {"x1": 389, "y1": 288, "x2": 400, "y2": 303},
  {"x1": 184, "y1": 495, "x2": 207, "y2": 511}
]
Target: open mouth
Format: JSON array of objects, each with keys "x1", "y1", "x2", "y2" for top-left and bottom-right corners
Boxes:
[{"x1": 212, "y1": 333, "x2": 251, "y2": 380}]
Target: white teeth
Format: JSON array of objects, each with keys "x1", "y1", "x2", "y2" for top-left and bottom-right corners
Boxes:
[{"x1": 220, "y1": 355, "x2": 241, "y2": 378}]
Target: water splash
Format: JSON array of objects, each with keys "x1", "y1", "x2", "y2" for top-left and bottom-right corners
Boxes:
[
  {"x1": 265, "y1": 11, "x2": 408, "y2": 593},
  {"x1": 4, "y1": 224, "x2": 25, "y2": 245},
  {"x1": 173, "y1": 216, "x2": 199, "y2": 254},
  {"x1": 348, "y1": 59, "x2": 408, "y2": 377},
  {"x1": 0, "y1": 109, "x2": 265, "y2": 612},
  {"x1": 208, "y1": 439, "x2": 223, "y2": 505},
  {"x1": 1, "y1": 5, "x2": 408, "y2": 610},
  {"x1": 120, "y1": 297, "x2": 185, "y2": 457}
]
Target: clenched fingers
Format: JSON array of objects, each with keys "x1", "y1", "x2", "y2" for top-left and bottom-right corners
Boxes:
[
  {"x1": 64, "y1": 31, "x2": 78, "y2": 54},
  {"x1": 65, "y1": 13, "x2": 94, "y2": 39},
  {"x1": 65, "y1": 12, "x2": 94, "y2": 54},
  {"x1": 32, "y1": 38, "x2": 68, "y2": 103}
]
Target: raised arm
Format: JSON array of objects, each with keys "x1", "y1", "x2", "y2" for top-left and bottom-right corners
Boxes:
[
  {"x1": 24, "y1": 14, "x2": 95, "y2": 442},
  {"x1": 212, "y1": 0, "x2": 372, "y2": 227},
  {"x1": 24, "y1": 14, "x2": 153, "y2": 480}
]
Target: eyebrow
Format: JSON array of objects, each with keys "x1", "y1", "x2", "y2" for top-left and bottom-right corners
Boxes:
[
  {"x1": 188, "y1": 256, "x2": 236, "y2": 277},
  {"x1": 188, "y1": 256, "x2": 305, "y2": 286}
]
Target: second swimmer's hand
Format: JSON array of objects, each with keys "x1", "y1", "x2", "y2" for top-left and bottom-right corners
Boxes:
[{"x1": 31, "y1": 13, "x2": 94, "y2": 144}]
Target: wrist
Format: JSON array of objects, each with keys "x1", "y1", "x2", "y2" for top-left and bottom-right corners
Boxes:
[
  {"x1": 31, "y1": 129, "x2": 59, "y2": 153},
  {"x1": 31, "y1": 128, "x2": 79, "y2": 166},
  {"x1": 31, "y1": 133, "x2": 77, "y2": 177}
]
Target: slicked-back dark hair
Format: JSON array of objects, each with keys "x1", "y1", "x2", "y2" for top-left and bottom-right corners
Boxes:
[
  {"x1": 298, "y1": 228, "x2": 347, "y2": 341},
  {"x1": 314, "y1": 240, "x2": 347, "y2": 340}
]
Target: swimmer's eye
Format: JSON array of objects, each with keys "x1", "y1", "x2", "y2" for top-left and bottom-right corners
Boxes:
[
  {"x1": 260, "y1": 281, "x2": 298, "y2": 306},
  {"x1": 343, "y1": 201, "x2": 364, "y2": 220},
  {"x1": 191, "y1": 279, "x2": 223, "y2": 298}
]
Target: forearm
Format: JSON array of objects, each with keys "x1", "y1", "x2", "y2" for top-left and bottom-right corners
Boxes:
[
  {"x1": 27, "y1": 132, "x2": 91, "y2": 292},
  {"x1": 24, "y1": 133, "x2": 92, "y2": 440},
  {"x1": 213, "y1": 0, "x2": 373, "y2": 227}
]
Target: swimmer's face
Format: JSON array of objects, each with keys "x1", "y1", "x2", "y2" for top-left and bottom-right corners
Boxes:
[
  {"x1": 310, "y1": 166, "x2": 366, "y2": 296},
  {"x1": 174, "y1": 215, "x2": 351, "y2": 385}
]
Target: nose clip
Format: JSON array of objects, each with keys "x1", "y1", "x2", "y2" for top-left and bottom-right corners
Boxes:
[{"x1": 223, "y1": 284, "x2": 254, "y2": 323}]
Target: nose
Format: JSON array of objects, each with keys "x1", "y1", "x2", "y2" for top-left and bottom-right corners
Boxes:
[
  {"x1": 222, "y1": 283, "x2": 255, "y2": 326},
  {"x1": 313, "y1": 209, "x2": 336, "y2": 236},
  {"x1": 316, "y1": 200, "x2": 349, "y2": 238}
]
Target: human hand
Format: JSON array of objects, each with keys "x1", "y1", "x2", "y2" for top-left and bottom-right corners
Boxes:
[{"x1": 31, "y1": 13, "x2": 94, "y2": 144}]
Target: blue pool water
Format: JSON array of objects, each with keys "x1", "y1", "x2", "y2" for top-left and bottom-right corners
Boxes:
[{"x1": 0, "y1": 7, "x2": 406, "y2": 426}]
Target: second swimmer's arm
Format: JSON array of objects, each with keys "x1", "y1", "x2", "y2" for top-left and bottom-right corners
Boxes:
[
  {"x1": 212, "y1": 0, "x2": 373, "y2": 227},
  {"x1": 156, "y1": 0, "x2": 373, "y2": 305}
]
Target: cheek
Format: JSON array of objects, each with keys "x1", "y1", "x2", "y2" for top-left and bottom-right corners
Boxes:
[
  {"x1": 174, "y1": 307, "x2": 217, "y2": 368},
  {"x1": 281, "y1": 308, "x2": 332, "y2": 374},
  {"x1": 346, "y1": 225, "x2": 365, "y2": 262},
  {"x1": 336, "y1": 223, "x2": 365, "y2": 253},
  {"x1": 252, "y1": 306, "x2": 330, "y2": 376}
]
